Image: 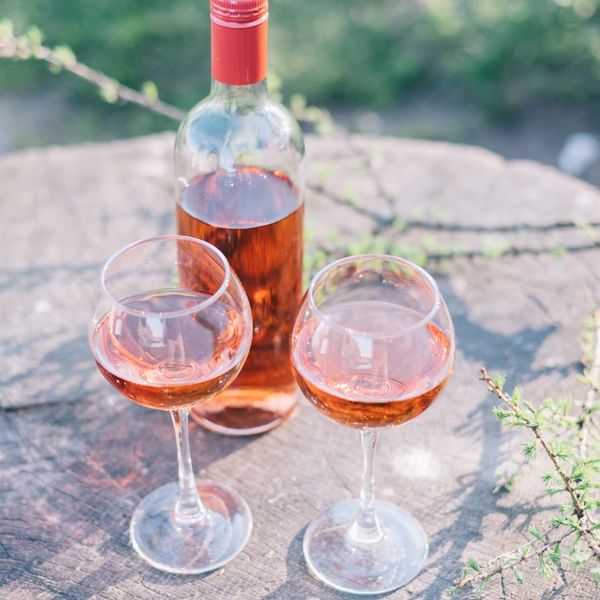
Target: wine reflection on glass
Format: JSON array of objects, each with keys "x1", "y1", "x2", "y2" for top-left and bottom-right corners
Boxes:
[
  {"x1": 291, "y1": 254, "x2": 455, "y2": 594},
  {"x1": 89, "y1": 235, "x2": 253, "y2": 574}
]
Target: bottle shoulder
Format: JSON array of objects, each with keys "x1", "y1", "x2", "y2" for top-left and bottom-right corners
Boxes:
[{"x1": 176, "y1": 94, "x2": 304, "y2": 160}]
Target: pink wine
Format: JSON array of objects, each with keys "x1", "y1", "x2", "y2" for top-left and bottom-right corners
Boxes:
[
  {"x1": 91, "y1": 290, "x2": 249, "y2": 411},
  {"x1": 292, "y1": 302, "x2": 453, "y2": 428},
  {"x1": 177, "y1": 167, "x2": 303, "y2": 431}
]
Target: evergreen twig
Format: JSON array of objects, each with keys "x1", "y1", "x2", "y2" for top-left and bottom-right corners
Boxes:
[
  {"x1": 481, "y1": 369, "x2": 597, "y2": 539},
  {"x1": 451, "y1": 526, "x2": 571, "y2": 593},
  {"x1": 450, "y1": 312, "x2": 600, "y2": 596}
]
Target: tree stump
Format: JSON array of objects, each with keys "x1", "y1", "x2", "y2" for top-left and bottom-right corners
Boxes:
[{"x1": 1, "y1": 132, "x2": 599, "y2": 598}]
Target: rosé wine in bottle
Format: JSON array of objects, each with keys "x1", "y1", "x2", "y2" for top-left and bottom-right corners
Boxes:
[{"x1": 175, "y1": 0, "x2": 304, "y2": 435}]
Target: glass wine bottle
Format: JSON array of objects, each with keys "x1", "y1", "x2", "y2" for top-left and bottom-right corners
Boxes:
[{"x1": 175, "y1": 0, "x2": 304, "y2": 436}]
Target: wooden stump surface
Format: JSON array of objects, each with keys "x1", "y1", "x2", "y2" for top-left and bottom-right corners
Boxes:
[{"x1": 1, "y1": 132, "x2": 600, "y2": 598}]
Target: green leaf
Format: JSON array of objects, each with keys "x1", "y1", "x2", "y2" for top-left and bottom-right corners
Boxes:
[
  {"x1": 141, "y1": 80, "x2": 159, "y2": 102},
  {"x1": 552, "y1": 516, "x2": 580, "y2": 530},
  {"x1": 529, "y1": 526, "x2": 545, "y2": 542},
  {"x1": 0, "y1": 19, "x2": 15, "y2": 40},
  {"x1": 575, "y1": 482, "x2": 598, "y2": 492},
  {"x1": 538, "y1": 555, "x2": 554, "y2": 578},
  {"x1": 421, "y1": 235, "x2": 438, "y2": 253},
  {"x1": 559, "y1": 500, "x2": 574, "y2": 514},
  {"x1": 26, "y1": 26, "x2": 43, "y2": 48},
  {"x1": 513, "y1": 568, "x2": 524, "y2": 584},
  {"x1": 549, "y1": 543, "x2": 561, "y2": 566},
  {"x1": 316, "y1": 164, "x2": 333, "y2": 185},
  {"x1": 289, "y1": 93, "x2": 306, "y2": 114},
  {"x1": 100, "y1": 81, "x2": 119, "y2": 103},
  {"x1": 268, "y1": 70, "x2": 282, "y2": 100},
  {"x1": 522, "y1": 441, "x2": 537, "y2": 460},
  {"x1": 393, "y1": 218, "x2": 407, "y2": 233},
  {"x1": 483, "y1": 239, "x2": 509, "y2": 259},
  {"x1": 570, "y1": 465, "x2": 585, "y2": 481},
  {"x1": 52, "y1": 44, "x2": 76, "y2": 68},
  {"x1": 492, "y1": 406, "x2": 512, "y2": 420},
  {"x1": 505, "y1": 414, "x2": 529, "y2": 428},
  {"x1": 467, "y1": 558, "x2": 480, "y2": 572},
  {"x1": 549, "y1": 440, "x2": 575, "y2": 461},
  {"x1": 492, "y1": 374, "x2": 506, "y2": 391}
]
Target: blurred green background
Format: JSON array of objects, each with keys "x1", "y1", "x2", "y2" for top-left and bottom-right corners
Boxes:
[{"x1": 1, "y1": 0, "x2": 599, "y2": 177}]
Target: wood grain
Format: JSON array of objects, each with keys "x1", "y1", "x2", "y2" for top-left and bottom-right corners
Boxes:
[{"x1": 1, "y1": 133, "x2": 599, "y2": 598}]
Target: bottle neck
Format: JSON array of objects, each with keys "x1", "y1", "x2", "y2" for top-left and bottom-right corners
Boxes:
[
  {"x1": 210, "y1": 79, "x2": 268, "y2": 100},
  {"x1": 211, "y1": 18, "x2": 268, "y2": 86}
]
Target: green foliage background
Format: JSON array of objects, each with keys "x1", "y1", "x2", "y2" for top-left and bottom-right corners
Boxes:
[{"x1": 1, "y1": 0, "x2": 600, "y2": 139}]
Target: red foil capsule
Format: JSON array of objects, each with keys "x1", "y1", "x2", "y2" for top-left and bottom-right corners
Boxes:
[{"x1": 210, "y1": 0, "x2": 269, "y2": 86}]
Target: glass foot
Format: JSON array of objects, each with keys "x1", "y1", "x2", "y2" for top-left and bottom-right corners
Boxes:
[
  {"x1": 130, "y1": 479, "x2": 252, "y2": 574},
  {"x1": 303, "y1": 499, "x2": 428, "y2": 595}
]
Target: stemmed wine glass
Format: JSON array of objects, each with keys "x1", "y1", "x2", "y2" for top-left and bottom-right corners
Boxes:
[
  {"x1": 291, "y1": 254, "x2": 455, "y2": 594},
  {"x1": 89, "y1": 235, "x2": 253, "y2": 574}
]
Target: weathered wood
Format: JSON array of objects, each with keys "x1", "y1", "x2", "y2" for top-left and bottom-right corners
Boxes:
[{"x1": 1, "y1": 133, "x2": 599, "y2": 598}]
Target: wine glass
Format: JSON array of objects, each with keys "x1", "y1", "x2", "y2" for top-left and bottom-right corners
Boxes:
[
  {"x1": 89, "y1": 235, "x2": 253, "y2": 574},
  {"x1": 291, "y1": 254, "x2": 455, "y2": 594}
]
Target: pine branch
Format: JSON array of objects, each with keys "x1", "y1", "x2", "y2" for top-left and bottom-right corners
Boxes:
[
  {"x1": 452, "y1": 315, "x2": 600, "y2": 597},
  {"x1": 0, "y1": 20, "x2": 185, "y2": 121},
  {"x1": 451, "y1": 525, "x2": 571, "y2": 593},
  {"x1": 481, "y1": 368, "x2": 600, "y2": 558}
]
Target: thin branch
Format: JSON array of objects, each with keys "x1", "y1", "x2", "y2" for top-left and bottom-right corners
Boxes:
[
  {"x1": 453, "y1": 526, "x2": 571, "y2": 591},
  {"x1": 481, "y1": 368, "x2": 600, "y2": 558},
  {"x1": 579, "y1": 308, "x2": 600, "y2": 459},
  {"x1": 0, "y1": 23, "x2": 185, "y2": 121},
  {"x1": 499, "y1": 569, "x2": 507, "y2": 600},
  {"x1": 482, "y1": 370, "x2": 583, "y2": 516}
]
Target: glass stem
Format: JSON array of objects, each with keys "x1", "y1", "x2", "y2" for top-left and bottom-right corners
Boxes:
[
  {"x1": 171, "y1": 409, "x2": 207, "y2": 525},
  {"x1": 349, "y1": 429, "x2": 383, "y2": 544}
]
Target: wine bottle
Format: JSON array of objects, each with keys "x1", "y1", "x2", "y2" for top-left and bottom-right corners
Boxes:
[{"x1": 175, "y1": 0, "x2": 304, "y2": 435}]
